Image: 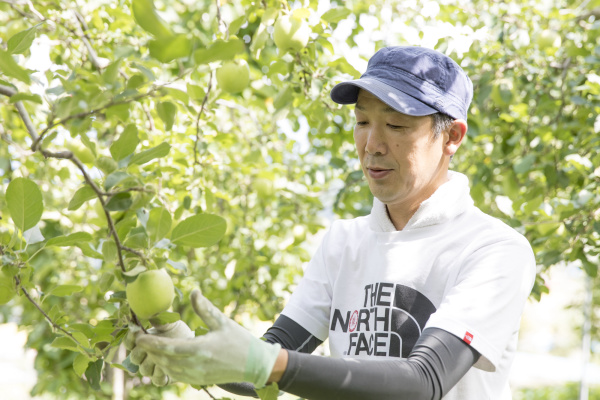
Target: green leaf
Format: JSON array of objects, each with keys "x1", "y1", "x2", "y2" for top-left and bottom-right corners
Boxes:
[
  {"x1": 156, "y1": 102, "x2": 177, "y2": 131},
  {"x1": 229, "y1": 15, "x2": 247, "y2": 35},
  {"x1": 68, "y1": 185, "x2": 97, "y2": 211},
  {"x1": 147, "y1": 207, "x2": 172, "y2": 243},
  {"x1": 130, "y1": 142, "x2": 171, "y2": 165},
  {"x1": 47, "y1": 232, "x2": 93, "y2": 247},
  {"x1": 104, "y1": 171, "x2": 134, "y2": 191},
  {"x1": 193, "y1": 38, "x2": 245, "y2": 64},
  {"x1": 164, "y1": 87, "x2": 189, "y2": 104},
  {"x1": 6, "y1": 177, "x2": 44, "y2": 232},
  {"x1": 256, "y1": 383, "x2": 280, "y2": 400},
  {"x1": 130, "y1": 0, "x2": 172, "y2": 38},
  {"x1": 84, "y1": 359, "x2": 103, "y2": 391},
  {"x1": 187, "y1": 83, "x2": 205, "y2": 100},
  {"x1": 49, "y1": 285, "x2": 84, "y2": 297},
  {"x1": 98, "y1": 272, "x2": 115, "y2": 293},
  {"x1": 514, "y1": 154, "x2": 537, "y2": 174},
  {"x1": 77, "y1": 243, "x2": 103, "y2": 259},
  {"x1": 122, "y1": 265, "x2": 147, "y2": 277},
  {"x1": 102, "y1": 240, "x2": 117, "y2": 263},
  {"x1": 121, "y1": 355, "x2": 139, "y2": 373},
  {"x1": 126, "y1": 74, "x2": 145, "y2": 90},
  {"x1": 7, "y1": 23, "x2": 42, "y2": 54},
  {"x1": 96, "y1": 156, "x2": 118, "y2": 175},
  {"x1": 123, "y1": 232, "x2": 149, "y2": 249},
  {"x1": 148, "y1": 34, "x2": 192, "y2": 63},
  {"x1": 105, "y1": 192, "x2": 133, "y2": 211},
  {"x1": 171, "y1": 214, "x2": 226, "y2": 247},
  {"x1": 321, "y1": 7, "x2": 352, "y2": 23},
  {"x1": 69, "y1": 323, "x2": 95, "y2": 338},
  {"x1": 0, "y1": 49, "x2": 31, "y2": 84},
  {"x1": 105, "y1": 103, "x2": 130, "y2": 122},
  {"x1": 103, "y1": 58, "x2": 122, "y2": 84},
  {"x1": 110, "y1": 124, "x2": 139, "y2": 161},
  {"x1": 149, "y1": 311, "x2": 180, "y2": 325},
  {"x1": 51, "y1": 336, "x2": 79, "y2": 351},
  {"x1": 8, "y1": 93, "x2": 42, "y2": 104},
  {"x1": 73, "y1": 353, "x2": 91, "y2": 377}
]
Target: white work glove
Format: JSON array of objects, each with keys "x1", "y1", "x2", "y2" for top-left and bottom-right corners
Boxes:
[
  {"x1": 136, "y1": 289, "x2": 282, "y2": 388},
  {"x1": 124, "y1": 320, "x2": 195, "y2": 386}
]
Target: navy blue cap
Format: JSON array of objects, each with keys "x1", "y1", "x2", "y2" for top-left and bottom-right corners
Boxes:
[{"x1": 330, "y1": 46, "x2": 473, "y2": 121}]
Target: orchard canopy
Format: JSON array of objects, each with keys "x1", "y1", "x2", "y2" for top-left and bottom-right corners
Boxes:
[{"x1": 0, "y1": 0, "x2": 599, "y2": 398}]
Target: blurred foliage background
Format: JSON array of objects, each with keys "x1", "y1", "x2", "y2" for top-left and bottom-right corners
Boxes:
[{"x1": 0, "y1": 0, "x2": 599, "y2": 398}]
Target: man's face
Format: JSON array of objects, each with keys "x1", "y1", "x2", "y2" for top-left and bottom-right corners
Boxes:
[{"x1": 353, "y1": 90, "x2": 449, "y2": 210}]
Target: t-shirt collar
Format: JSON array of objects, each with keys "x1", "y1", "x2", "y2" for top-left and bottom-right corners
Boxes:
[{"x1": 369, "y1": 171, "x2": 474, "y2": 232}]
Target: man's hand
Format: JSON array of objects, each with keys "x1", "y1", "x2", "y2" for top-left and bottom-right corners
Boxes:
[
  {"x1": 124, "y1": 320, "x2": 194, "y2": 386},
  {"x1": 135, "y1": 289, "x2": 282, "y2": 388}
]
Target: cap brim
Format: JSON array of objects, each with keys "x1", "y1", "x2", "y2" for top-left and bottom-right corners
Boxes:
[{"x1": 330, "y1": 78, "x2": 438, "y2": 117}]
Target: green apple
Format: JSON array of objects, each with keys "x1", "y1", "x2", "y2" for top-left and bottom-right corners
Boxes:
[
  {"x1": 216, "y1": 60, "x2": 250, "y2": 94},
  {"x1": 536, "y1": 29, "x2": 561, "y2": 50},
  {"x1": 0, "y1": 268, "x2": 15, "y2": 305},
  {"x1": 253, "y1": 177, "x2": 274, "y2": 198},
  {"x1": 273, "y1": 15, "x2": 311, "y2": 53},
  {"x1": 126, "y1": 269, "x2": 174, "y2": 319}
]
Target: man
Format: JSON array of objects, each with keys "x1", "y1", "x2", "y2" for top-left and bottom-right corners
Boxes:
[{"x1": 128, "y1": 46, "x2": 536, "y2": 399}]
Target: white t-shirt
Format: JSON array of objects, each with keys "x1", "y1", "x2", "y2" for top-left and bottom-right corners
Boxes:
[{"x1": 281, "y1": 171, "x2": 536, "y2": 399}]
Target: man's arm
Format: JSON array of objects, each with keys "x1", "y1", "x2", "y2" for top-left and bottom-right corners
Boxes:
[
  {"x1": 271, "y1": 327, "x2": 479, "y2": 400},
  {"x1": 137, "y1": 291, "x2": 479, "y2": 399}
]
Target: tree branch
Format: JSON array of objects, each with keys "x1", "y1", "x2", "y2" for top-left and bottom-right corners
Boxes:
[
  {"x1": 0, "y1": 85, "x2": 38, "y2": 140},
  {"x1": 15, "y1": 275, "x2": 90, "y2": 353},
  {"x1": 0, "y1": 87, "x2": 132, "y2": 274},
  {"x1": 72, "y1": 9, "x2": 103, "y2": 70},
  {"x1": 34, "y1": 88, "x2": 160, "y2": 150}
]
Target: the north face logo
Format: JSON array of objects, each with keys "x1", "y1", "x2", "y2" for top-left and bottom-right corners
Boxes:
[{"x1": 330, "y1": 282, "x2": 436, "y2": 358}]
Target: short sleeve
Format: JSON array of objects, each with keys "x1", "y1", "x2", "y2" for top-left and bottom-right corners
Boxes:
[
  {"x1": 425, "y1": 235, "x2": 536, "y2": 371},
  {"x1": 280, "y1": 233, "x2": 334, "y2": 341}
]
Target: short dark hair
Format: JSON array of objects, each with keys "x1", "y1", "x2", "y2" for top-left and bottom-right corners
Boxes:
[{"x1": 431, "y1": 112, "x2": 454, "y2": 139}]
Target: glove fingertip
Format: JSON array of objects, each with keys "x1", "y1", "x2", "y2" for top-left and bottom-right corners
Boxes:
[
  {"x1": 190, "y1": 291, "x2": 224, "y2": 331},
  {"x1": 129, "y1": 347, "x2": 147, "y2": 366},
  {"x1": 152, "y1": 366, "x2": 169, "y2": 387}
]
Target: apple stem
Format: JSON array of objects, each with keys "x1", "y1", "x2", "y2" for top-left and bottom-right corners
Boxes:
[{"x1": 131, "y1": 311, "x2": 148, "y2": 334}]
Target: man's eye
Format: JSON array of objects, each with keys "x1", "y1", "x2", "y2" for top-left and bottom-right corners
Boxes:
[
  {"x1": 387, "y1": 124, "x2": 405, "y2": 129},
  {"x1": 356, "y1": 121, "x2": 368, "y2": 126}
]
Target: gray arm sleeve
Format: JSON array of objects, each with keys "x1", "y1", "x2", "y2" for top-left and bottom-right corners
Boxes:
[{"x1": 278, "y1": 327, "x2": 480, "y2": 400}]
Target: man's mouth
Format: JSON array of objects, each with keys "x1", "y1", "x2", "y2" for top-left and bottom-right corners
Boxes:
[{"x1": 367, "y1": 167, "x2": 392, "y2": 179}]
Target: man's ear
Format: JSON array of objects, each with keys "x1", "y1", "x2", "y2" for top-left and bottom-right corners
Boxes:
[{"x1": 444, "y1": 119, "x2": 467, "y2": 156}]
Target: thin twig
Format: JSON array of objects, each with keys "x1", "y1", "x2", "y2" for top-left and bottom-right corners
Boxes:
[
  {"x1": 194, "y1": 72, "x2": 213, "y2": 166},
  {"x1": 16, "y1": 276, "x2": 90, "y2": 352},
  {"x1": 551, "y1": 57, "x2": 572, "y2": 126},
  {"x1": 143, "y1": 104, "x2": 155, "y2": 131},
  {"x1": 121, "y1": 246, "x2": 148, "y2": 265},
  {"x1": 203, "y1": 387, "x2": 217, "y2": 399},
  {"x1": 214, "y1": 0, "x2": 229, "y2": 38},
  {"x1": 34, "y1": 89, "x2": 160, "y2": 149},
  {"x1": 72, "y1": 9, "x2": 103, "y2": 70}
]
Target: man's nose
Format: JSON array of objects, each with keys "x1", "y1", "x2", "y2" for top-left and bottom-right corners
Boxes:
[{"x1": 365, "y1": 123, "x2": 387, "y2": 155}]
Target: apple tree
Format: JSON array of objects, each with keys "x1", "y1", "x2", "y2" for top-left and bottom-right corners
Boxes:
[{"x1": 1, "y1": 0, "x2": 599, "y2": 399}]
